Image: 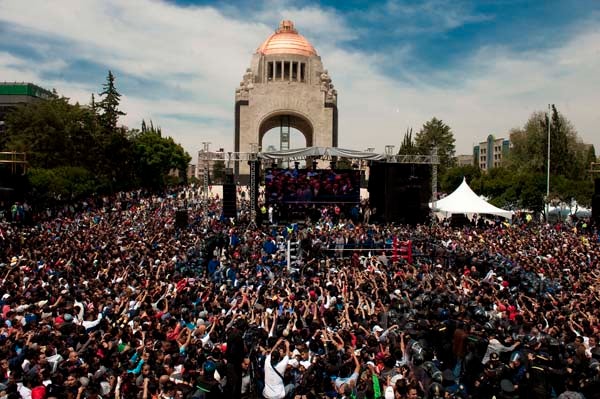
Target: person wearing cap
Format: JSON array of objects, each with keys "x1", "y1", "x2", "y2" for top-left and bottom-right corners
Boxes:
[
  {"x1": 525, "y1": 350, "x2": 564, "y2": 399},
  {"x1": 486, "y1": 352, "x2": 502, "y2": 369},
  {"x1": 373, "y1": 324, "x2": 399, "y2": 344},
  {"x1": 192, "y1": 360, "x2": 222, "y2": 399},
  {"x1": 473, "y1": 357, "x2": 503, "y2": 398},
  {"x1": 500, "y1": 351, "x2": 527, "y2": 397}
]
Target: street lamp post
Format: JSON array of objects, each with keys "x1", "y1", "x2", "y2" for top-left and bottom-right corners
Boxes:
[
  {"x1": 385, "y1": 145, "x2": 395, "y2": 162},
  {"x1": 248, "y1": 142, "x2": 259, "y2": 225},
  {"x1": 546, "y1": 104, "x2": 551, "y2": 223},
  {"x1": 201, "y1": 142, "x2": 210, "y2": 200}
]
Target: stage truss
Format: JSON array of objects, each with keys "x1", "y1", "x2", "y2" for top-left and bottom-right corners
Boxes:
[{"x1": 198, "y1": 147, "x2": 439, "y2": 224}]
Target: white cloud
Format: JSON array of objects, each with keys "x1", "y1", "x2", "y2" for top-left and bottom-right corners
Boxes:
[
  {"x1": 356, "y1": 0, "x2": 492, "y2": 35},
  {"x1": 0, "y1": 52, "x2": 38, "y2": 83},
  {"x1": 328, "y1": 20, "x2": 600, "y2": 154},
  {"x1": 0, "y1": 0, "x2": 599, "y2": 163}
]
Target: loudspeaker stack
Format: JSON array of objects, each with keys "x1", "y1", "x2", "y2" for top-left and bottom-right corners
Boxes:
[
  {"x1": 593, "y1": 178, "x2": 600, "y2": 225},
  {"x1": 175, "y1": 210, "x2": 188, "y2": 229},
  {"x1": 223, "y1": 171, "x2": 237, "y2": 219}
]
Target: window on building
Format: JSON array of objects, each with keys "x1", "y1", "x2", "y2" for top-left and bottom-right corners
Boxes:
[
  {"x1": 267, "y1": 62, "x2": 274, "y2": 81},
  {"x1": 283, "y1": 61, "x2": 290, "y2": 80},
  {"x1": 300, "y1": 63, "x2": 306, "y2": 82},
  {"x1": 292, "y1": 62, "x2": 298, "y2": 80}
]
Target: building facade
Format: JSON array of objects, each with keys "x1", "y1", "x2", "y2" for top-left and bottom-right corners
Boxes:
[
  {"x1": 0, "y1": 83, "x2": 54, "y2": 135},
  {"x1": 473, "y1": 134, "x2": 510, "y2": 171},
  {"x1": 197, "y1": 148, "x2": 226, "y2": 183},
  {"x1": 455, "y1": 154, "x2": 474, "y2": 167}
]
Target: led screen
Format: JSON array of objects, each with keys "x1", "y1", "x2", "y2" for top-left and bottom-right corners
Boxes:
[{"x1": 264, "y1": 168, "x2": 360, "y2": 205}]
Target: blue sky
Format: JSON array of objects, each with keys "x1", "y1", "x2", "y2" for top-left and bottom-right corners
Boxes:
[{"x1": 1, "y1": 0, "x2": 599, "y2": 161}]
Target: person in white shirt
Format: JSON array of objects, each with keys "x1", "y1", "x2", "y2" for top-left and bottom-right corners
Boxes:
[
  {"x1": 481, "y1": 332, "x2": 520, "y2": 364},
  {"x1": 263, "y1": 337, "x2": 290, "y2": 399}
]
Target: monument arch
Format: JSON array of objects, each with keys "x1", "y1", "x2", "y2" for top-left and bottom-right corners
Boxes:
[
  {"x1": 234, "y1": 20, "x2": 337, "y2": 177},
  {"x1": 258, "y1": 111, "x2": 314, "y2": 148}
]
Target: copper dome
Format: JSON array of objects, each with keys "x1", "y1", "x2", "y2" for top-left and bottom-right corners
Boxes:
[{"x1": 257, "y1": 20, "x2": 317, "y2": 57}]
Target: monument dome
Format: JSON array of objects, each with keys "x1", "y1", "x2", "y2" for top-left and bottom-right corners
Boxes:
[{"x1": 257, "y1": 20, "x2": 317, "y2": 57}]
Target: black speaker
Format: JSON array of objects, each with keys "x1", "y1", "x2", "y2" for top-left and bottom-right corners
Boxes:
[
  {"x1": 367, "y1": 162, "x2": 385, "y2": 222},
  {"x1": 225, "y1": 170, "x2": 235, "y2": 184},
  {"x1": 592, "y1": 178, "x2": 600, "y2": 225},
  {"x1": 248, "y1": 160, "x2": 261, "y2": 223},
  {"x1": 592, "y1": 194, "x2": 600, "y2": 225},
  {"x1": 368, "y1": 162, "x2": 430, "y2": 224},
  {"x1": 223, "y1": 183, "x2": 237, "y2": 219},
  {"x1": 175, "y1": 210, "x2": 188, "y2": 229}
]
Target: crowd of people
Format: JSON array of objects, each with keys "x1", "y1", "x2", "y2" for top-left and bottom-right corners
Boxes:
[
  {"x1": 265, "y1": 169, "x2": 360, "y2": 205},
  {"x1": 0, "y1": 187, "x2": 599, "y2": 399}
]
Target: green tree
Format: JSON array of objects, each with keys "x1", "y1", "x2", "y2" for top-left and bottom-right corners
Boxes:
[
  {"x1": 336, "y1": 158, "x2": 353, "y2": 169},
  {"x1": 398, "y1": 127, "x2": 418, "y2": 155},
  {"x1": 544, "y1": 105, "x2": 579, "y2": 179},
  {"x1": 584, "y1": 144, "x2": 596, "y2": 176},
  {"x1": 474, "y1": 167, "x2": 516, "y2": 207},
  {"x1": 211, "y1": 160, "x2": 226, "y2": 184},
  {"x1": 440, "y1": 165, "x2": 481, "y2": 193},
  {"x1": 98, "y1": 70, "x2": 125, "y2": 133},
  {"x1": 4, "y1": 96, "x2": 99, "y2": 170},
  {"x1": 506, "y1": 106, "x2": 593, "y2": 210},
  {"x1": 130, "y1": 127, "x2": 191, "y2": 189},
  {"x1": 141, "y1": 119, "x2": 162, "y2": 135},
  {"x1": 551, "y1": 175, "x2": 593, "y2": 207},
  {"x1": 27, "y1": 166, "x2": 97, "y2": 203},
  {"x1": 3, "y1": 77, "x2": 191, "y2": 203},
  {"x1": 516, "y1": 171, "x2": 546, "y2": 212},
  {"x1": 415, "y1": 117, "x2": 456, "y2": 175},
  {"x1": 507, "y1": 106, "x2": 586, "y2": 180},
  {"x1": 90, "y1": 93, "x2": 98, "y2": 115},
  {"x1": 102, "y1": 129, "x2": 136, "y2": 191}
]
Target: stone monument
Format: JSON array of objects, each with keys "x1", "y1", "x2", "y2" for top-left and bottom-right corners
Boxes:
[{"x1": 234, "y1": 20, "x2": 338, "y2": 176}]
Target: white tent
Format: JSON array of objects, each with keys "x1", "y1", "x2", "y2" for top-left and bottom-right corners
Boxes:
[{"x1": 431, "y1": 178, "x2": 513, "y2": 220}]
